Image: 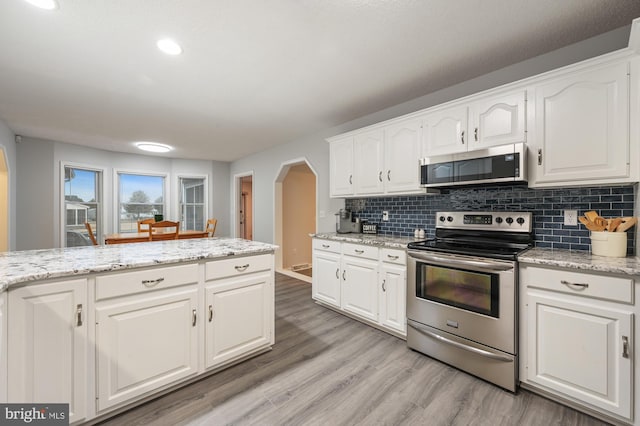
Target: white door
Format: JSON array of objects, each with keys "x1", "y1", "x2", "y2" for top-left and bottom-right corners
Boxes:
[
  {"x1": 205, "y1": 271, "x2": 272, "y2": 369},
  {"x1": 527, "y1": 291, "x2": 632, "y2": 418},
  {"x1": 312, "y1": 250, "x2": 341, "y2": 308},
  {"x1": 379, "y1": 263, "x2": 406, "y2": 334},
  {"x1": 384, "y1": 118, "x2": 422, "y2": 193},
  {"x1": 469, "y1": 90, "x2": 526, "y2": 148},
  {"x1": 96, "y1": 288, "x2": 199, "y2": 412},
  {"x1": 532, "y1": 62, "x2": 629, "y2": 184},
  {"x1": 329, "y1": 136, "x2": 354, "y2": 197},
  {"x1": 8, "y1": 279, "x2": 87, "y2": 424},
  {"x1": 354, "y1": 129, "x2": 385, "y2": 195},
  {"x1": 341, "y1": 256, "x2": 378, "y2": 322},
  {"x1": 423, "y1": 105, "x2": 468, "y2": 156}
]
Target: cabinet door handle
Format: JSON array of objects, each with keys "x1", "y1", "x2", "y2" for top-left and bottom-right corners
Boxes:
[
  {"x1": 335, "y1": 268, "x2": 339, "y2": 279},
  {"x1": 382, "y1": 279, "x2": 386, "y2": 292},
  {"x1": 76, "y1": 304, "x2": 83, "y2": 327},
  {"x1": 141, "y1": 277, "x2": 165, "y2": 287},
  {"x1": 235, "y1": 264, "x2": 250, "y2": 272},
  {"x1": 387, "y1": 170, "x2": 391, "y2": 181},
  {"x1": 378, "y1": 171, "x2": 383, "y2": 182},
  {"x1": 342, "y1": 270, "x2": 346, "y2": 281},
  {"x1": 537, "y1": 148, "x2": 543, "y2": 166},
  {"x1": 208, "y1": 305, "x2": 213, "y2": 322},
  {"x1": 461, "y1": 130, "x2": 465, "y2": 144},
  {"x1": 622, "y1": 336, "x2": 629, "y2": 358},
  {"x1": 474, "y1": 127, "x2": 478, "y2": 141},
  {"x1": 560, "y1": 280, "x2": 589, "y2": 290},
  {"x1": 354, "y1": 249, "x2": 364, "y2": 254},
  {"x1": 349, "y1": 174, "x2": 352, "y2": 185},
  {"x1": 322, "y1": 244, "x2": 330, "y2": 248},
  {"x1": 387, "y1": 254, "x2": 399, "y2": 260},
  {"x1": 192, "y1": 309, "x2": 197, "y2": 327}
]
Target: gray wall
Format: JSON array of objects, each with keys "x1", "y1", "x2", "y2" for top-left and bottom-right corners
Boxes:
[
  {"x1": 230, "y1": 26, "x2": 633, "y2": 244},
  {"x1": 16, "y1": 137, "x2": 230, "y2": 250},
  {"x1": 0, "y1": 118, "x2": 16, "y2": 250}
]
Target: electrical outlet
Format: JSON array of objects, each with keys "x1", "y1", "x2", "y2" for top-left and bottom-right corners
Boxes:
[
  {"x1": 564, "y1": 209, "x2": 578, "y2": 226},
  {"x1": 382, "y1": 211, "x2": 389, "y2": 221}
]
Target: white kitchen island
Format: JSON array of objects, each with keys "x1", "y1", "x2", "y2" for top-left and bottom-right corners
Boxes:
[{"x1": 0, "y1": 238, "x2": 277, "y2": 424}]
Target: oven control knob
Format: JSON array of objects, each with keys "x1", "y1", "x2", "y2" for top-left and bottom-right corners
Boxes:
[
  {"x1": 506, "y1": 217, "x2": 514, "y2": 224},
  {"x1": 495, "y1": 217, "x2": 503, "y2": 224},
  {"x1": 516, "y1": 217, "x2": 525, "y2": 225},
  {"x1": 447, "y1": 216, "x2": 454, "y2": 222},
  {"x1": 439, "y1": 216, "x2": 446, "y2": 222}
]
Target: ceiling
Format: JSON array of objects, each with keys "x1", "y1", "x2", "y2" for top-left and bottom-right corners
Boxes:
[{"x1": 1, "y1": 1, "x2": 640, "y2": 162}]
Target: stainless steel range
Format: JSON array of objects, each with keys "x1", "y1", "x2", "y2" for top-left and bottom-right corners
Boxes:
[{"x1": 406, "y1": 211, "x2": 533, "y2": 392}]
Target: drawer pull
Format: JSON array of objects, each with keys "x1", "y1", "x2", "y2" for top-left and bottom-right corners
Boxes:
[
  {"x1": 335, "y1": 268, "x2": 339, "y2": 279},
  {"x1": 622, "y1": 336, "x2": 629, "y2": 358},
  {"x1": 322, "y1": 244, "x2": 330, "y2": 248},
  {"x1": 378, "y1": 171, "x2": 383, "y2": 182},
  {"x1": 76, "y1": 304, "x2": 83, "y2": 327},
  {"x1": 387, "y1": 254, "x2": 399, "y2": 260},
  {"x1": 192, "y1": 309, "x2": 197, "y2": 327},
  {"x1": 235, "y1": 264, "x2": 250, "y2": 272},
  {"x1": 381, "y1": 279, "x2": 386, "y2": 292},
  {"x1": 142, "y1": 278, "x2": 165, "y2": 287},
  {"x1": 342, "y1": 270, "x2": 346, "y2": 281},
  {"x1": 387, "y1": 170, "x2": 391, "y2": 181},
  {"x1": 560, "y1": 280, "x2": 589, "y2": 290},
  {"x1": 354, "y1": 249, "x2": 364, "y2": 254},
  {"x1": 208, "y1": 305, "x2": 213, "y2": 322}
]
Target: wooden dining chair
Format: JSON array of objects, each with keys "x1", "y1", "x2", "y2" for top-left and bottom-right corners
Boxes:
[
  {"x1": 84, "y1": 222, "x2": 98, "y2": 246},
  {"x1": 205, "y1": 218, "x2": 218, "y2": 237},
  {"x1": 148, "y1": 221, "x2": 180, "y2": 241},
  {"x1": 137, "y1": 218, "x2": 156, "y2": 233}
]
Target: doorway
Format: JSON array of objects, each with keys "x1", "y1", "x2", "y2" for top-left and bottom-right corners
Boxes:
[
  {"x1": 235, "y1": 173, "x2": 253, "y2": 240},
  {"x1": 274, "y1": 159, "x2": 317, "y2": 283},
  {"x1": 0, "y1": 148, "x2": 7, "y2": 252}
]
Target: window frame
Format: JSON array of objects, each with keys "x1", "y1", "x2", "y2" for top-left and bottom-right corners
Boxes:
[
  {"x1": 114, "y1": 169, "x2": 169, "y2": 233},
  {"x1": 177, "y1": 174, "x2": 208, "y2": 231},
  {"x1": 60, "y1": 161, "x2": 105, "y2": 247}
]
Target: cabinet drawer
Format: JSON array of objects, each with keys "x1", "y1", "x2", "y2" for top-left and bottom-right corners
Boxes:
[
  {"x1": 342, "y1": 243, "x2": 378, "y2": 260},
  {"x1": 96, "y1": 264, "x2": 199, "y2": 301},
  {"x1": 380, "y1": 248, "x2": 406, "y2": 265},
  {"x1": 206, "y1": 254, "x2": 271, "y2": 281},
  {"x1": 313, "y1": 239, "x2": 341, "y2": 253},
  {"x1": 524, "y1": 266, "x2": 633, "y2": 304}
]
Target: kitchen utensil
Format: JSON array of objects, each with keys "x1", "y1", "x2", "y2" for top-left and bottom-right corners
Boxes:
[
  {"x1": 616, "y1": 217, "x2": 637, "y2": 233},
  {"x1": 584, "y1": 211, "x2": 599, "y2": 222},
  {"x1": 579, "y1": 216, "x2": 605, "y2": 231},
  {"x1": 608, "y1": 218, "x2": 623, "y2": 232},
  {"x1": 594, "y1": 216, "x2": 607, "y2": 228}
]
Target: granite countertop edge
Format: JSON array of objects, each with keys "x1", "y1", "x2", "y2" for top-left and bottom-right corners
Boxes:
[
  {"x1": 311, "y1": 232, "x2": 421, "y2": 249},
  {"x1": 0, "y1": 238, "x2": 278, "y2": 292}
]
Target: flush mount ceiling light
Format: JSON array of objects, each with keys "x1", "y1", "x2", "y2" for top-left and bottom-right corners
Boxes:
[
  {"x1": 23, "y1": 0, "x2": 58, "y2": 9},
  {"x1": 135, "y1": 142, "x2": 173, "y2": 153},
  {"x1": 156, "y1": 38, "x2": 183, "y2": 55}
]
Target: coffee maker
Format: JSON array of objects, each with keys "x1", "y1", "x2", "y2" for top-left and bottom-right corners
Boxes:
[{"x1": 335, "y1": 209, "x2": 362, "y2": 234}]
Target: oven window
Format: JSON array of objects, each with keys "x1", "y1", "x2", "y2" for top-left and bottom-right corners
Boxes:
[{"x1": 416, "y1": 264, "x2": 499, "y2": 318}]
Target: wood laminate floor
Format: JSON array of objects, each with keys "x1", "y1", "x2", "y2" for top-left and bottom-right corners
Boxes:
[{"x1": 98, "y1": 273, "x2": 609, "y2": 426}]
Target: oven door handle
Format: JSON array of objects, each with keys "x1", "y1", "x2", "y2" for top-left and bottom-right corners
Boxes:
[
  {"x1": 408, "y1": 320, "x2": 514, "y2": 363},
  {"x1": 407, "y1": 251, "x2": 514, "y2": 272}
]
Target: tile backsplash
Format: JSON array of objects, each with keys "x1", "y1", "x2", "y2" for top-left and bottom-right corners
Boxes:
[{"x1": 345, "y1": 184, "x2": 636, "y2": 253}]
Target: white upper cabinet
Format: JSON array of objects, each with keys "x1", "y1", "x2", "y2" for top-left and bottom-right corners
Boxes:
[
  {"x1": 384, "y1": 118, "x2": 422, "y2": 193},
  {"x1": 329, "y1": 135, "x2": 354, "y2": 197},
  {"x1": 354, "y1": 129, "x2": 385, "y2": 194},
  {"x1": 469, "y1": 90, "x2": 526, "y2": 149},
  {"x1": 529, "y1": 61, "x2": 631, "y2": 186},
  {"x1": 422, "y1": 105, "x2": 468, "y2": 156}
]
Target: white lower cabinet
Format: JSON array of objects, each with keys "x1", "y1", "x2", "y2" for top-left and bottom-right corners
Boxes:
[
  {"x1": 95, "y1": 288, "x2": 199, "y2": 412},
  {"x1": 520, "y1": 265, "x2": 635, "y2": 423},
  {"x1": 8, "y1": 279, "x2": 88, "y2": 424},
  {"x1": 312, "y1": 239, "x2": 407, "y2": 337},
  {"x1": 205, "y1": 271, "x2": 273, "y2": 369}
]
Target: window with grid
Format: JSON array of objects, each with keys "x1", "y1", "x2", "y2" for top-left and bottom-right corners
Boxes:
[
  {"x1": 118, "y1": 173, "x2": 165, "y2": 233},
  {"x1": 64, "y1": 166, "x2": 102, "y2": 247},
  {"x1": 179, "y1": 177, "x2": 206, "y2": 231}
]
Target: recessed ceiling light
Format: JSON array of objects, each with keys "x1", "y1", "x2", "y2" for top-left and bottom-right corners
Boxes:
[
  {"x1": 135, "y1": 142, "x2": 173, "y2": 153},
  {"x1": 23, "y1": 0, "x2": 58, "y2": 10},
  {"x1": 157, "y1": 39, "x2": 183, "y2": 55}
]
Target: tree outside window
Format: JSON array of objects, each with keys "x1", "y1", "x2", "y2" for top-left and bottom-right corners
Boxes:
[
  {"x1": 118, "y1": 173, "x2": 165, "y2": 232},
  {"x1": 64, "y1": 167, "x2": 101, "y2": 247}
]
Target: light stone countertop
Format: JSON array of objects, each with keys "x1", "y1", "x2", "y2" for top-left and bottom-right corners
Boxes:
[
  {"x1": 518, "y1": 247, "x2": 640, "y2": 276},
  {"x1": 0, "y1": 238, "x2": 278, "y2": 292},
  {"x1": 311, "y1": 232, "x2": 422, "y2": 249}
]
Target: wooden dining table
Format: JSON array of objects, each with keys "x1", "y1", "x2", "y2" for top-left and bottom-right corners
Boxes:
[{"x1": 104, "y1": 230, "x2": 209, "y2": 244}]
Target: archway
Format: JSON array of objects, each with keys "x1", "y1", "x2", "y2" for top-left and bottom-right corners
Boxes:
[{"x1": 274, "y1": 158, "x2": 317, "y2": 283}]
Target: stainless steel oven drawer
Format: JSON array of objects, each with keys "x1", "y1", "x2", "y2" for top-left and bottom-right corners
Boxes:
[{"x1": 407, "y1": 319, "x2": 516, "y2": 392}]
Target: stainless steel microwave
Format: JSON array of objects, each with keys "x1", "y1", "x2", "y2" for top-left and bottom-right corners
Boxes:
[{"x1": 420, "y1": 143, "x2": 527, "y2": 188}]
